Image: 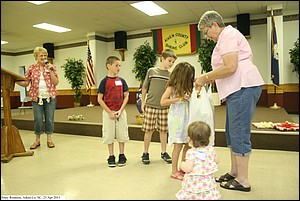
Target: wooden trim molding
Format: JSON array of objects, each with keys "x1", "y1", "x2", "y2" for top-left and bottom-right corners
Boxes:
[
  {"x1": 128, "y1": 87, "x2": 139, "y2": 93},
  {"x1": 283, "y1": 84, "x2": 299, "y2": 93},
  {"x1": 5, "y1": 84, "x2": 299, "y2": 97},
  {"x1": 267, "y1": 83, "x2": 299, "y2": 94},
  {"x1": 5, "y1": 84, "x2": 299, "y2": 113}
]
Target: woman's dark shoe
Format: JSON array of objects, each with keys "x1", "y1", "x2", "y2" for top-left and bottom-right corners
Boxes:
[
  {"x1": 220, "y1": 179, "x2": 251, "y2": 192},
  {"x1": 30, "y1": 142, "x2": 40, "y2": 149},
  {"x1": 47, "y1": 141, "x2": 55, "y2": 148},
  {"x1": 215, "y1": 172, "x2": 235, "y2": 183}
]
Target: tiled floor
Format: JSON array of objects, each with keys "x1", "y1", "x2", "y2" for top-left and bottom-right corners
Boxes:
[{"x1": 1, "y1": 129, "x2": 299, "y2": 200}]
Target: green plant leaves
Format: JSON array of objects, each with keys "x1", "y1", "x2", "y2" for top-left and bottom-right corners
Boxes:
[
  {"x1": 198, "y1": 38, "x2": 216, "y2": 74},
  {"x1": 61, "y1": 58, "x2": 86, "y2": 103},
  {"x1": 289, "y1": 38, "x2": 299, "y2": 76},
  {"x1": 132, "y1": 41, "x2": 157, "y2": 83},
  {"x1": 198, "y1": 38, "x2": 217, "y2": 92}
]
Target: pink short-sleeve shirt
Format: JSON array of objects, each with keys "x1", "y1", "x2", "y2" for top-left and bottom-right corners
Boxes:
[{"x1": 212, "y1": 25, "x2": 264, "y2": 100}]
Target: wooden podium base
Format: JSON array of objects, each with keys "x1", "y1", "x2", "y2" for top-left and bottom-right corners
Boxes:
[
  {"x1": 1, "y1": 125, "x2": 34, "y2": 163},
  {"x1": 1, "y1": 151, "x2": 34, "y2": 163}
]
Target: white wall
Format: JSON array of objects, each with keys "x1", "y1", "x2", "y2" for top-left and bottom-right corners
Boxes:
[
  {"x1": 1, "y1": 19, "x2": 299, "y2": 92},
  {"x1": 247, "y1": 24, "x2": 268, "y2": 83}
]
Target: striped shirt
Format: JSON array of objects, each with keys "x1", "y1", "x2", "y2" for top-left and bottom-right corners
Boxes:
[{"x1": 143, "y1": 67, "x2": 170, "y2": 109}]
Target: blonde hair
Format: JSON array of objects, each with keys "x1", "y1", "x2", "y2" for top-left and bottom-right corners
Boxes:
[{"x1": 33, "y1": 47, "x2": 48, "y2": 60}]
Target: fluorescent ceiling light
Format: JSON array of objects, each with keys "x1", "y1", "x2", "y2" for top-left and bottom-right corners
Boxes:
[
  {"x1": 27, "y1": 1, "x2": 49, "y2": 5},
  {"x1": 33, "y1": 23, "x2": 71, "y2": 33},
  {"x1": 1, "y1": 41, "x2": 8, "y2": 45},
  {"x1": 130, "y1": 1, "x2": 168, "y2": 16}
]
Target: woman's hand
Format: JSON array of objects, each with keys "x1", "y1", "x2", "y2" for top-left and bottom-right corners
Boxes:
[
  {"x1": 45, "y1": 64, "x2": 54, "y2": 72},
  {"x1": 195, "y1": 75, "x2": 206, "y2": 88}
]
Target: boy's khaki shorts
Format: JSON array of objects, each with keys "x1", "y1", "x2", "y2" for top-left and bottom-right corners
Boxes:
[{"x1": 102, "y1": 110, "x2": 129, "y2": 144}]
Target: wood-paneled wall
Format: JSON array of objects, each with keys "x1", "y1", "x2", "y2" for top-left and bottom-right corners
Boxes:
[{"x1": 3, "y1": 84, "x2": 299, "y2": 113}]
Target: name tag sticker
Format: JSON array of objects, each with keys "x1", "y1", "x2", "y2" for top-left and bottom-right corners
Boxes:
[
  {"x1": 196, "y1": 150, "x2": 207, "y2": 160},
  {"x1": 115, "y1": 80, "x2": 122, "y2": 86}
]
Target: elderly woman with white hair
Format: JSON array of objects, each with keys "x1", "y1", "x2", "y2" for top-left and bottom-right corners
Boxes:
[{"x1": 195, "y1": 11, "x2": 264, "y2": 192}]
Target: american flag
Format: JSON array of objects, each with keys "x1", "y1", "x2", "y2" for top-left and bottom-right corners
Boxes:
[{"x1": 86, "y1": 43, "x2": 95, "y2": 92}]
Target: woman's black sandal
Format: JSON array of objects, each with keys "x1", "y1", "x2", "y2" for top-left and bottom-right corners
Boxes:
[
  {"x1": 220, "y1": 179, "x2": 251, "y2": 192},
  {"x1": 215, "y1": 173, "x2": 235, "y2": 183}
]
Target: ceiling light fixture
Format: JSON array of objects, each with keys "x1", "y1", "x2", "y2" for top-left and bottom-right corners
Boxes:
[
  {"x1": 27, "y1": 1, "x2": 50, "y2": 5},
  {"x1": 33, "y1": 23, "x2": 71, "y2": 33},
  {"x1": 130, "y1": 1, "x2": 168, "y2": 16}
]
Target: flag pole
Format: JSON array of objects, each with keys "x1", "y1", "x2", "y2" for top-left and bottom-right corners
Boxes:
[
  {"x1": 269, "y1": 9, "x2": 280, "y2": 110},
  {"x1": 270, "y1": 85, "x2": 280, "y2": 109},
  {"x1": 87, "y1": 89, "x2": 94, "y2": 107}
]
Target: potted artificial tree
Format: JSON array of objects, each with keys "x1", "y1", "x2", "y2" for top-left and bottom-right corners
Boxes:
[
  {"x1": 289, "y1": 38, "x2": 299, "y2": 77},
  {"x1": 197, "y1": 38, "x2": 220, "y2": 105},
  {"x1": 132, "y1": 41, "x2": 157, "y2": 123},
  {"x1": 61, "y1": 58, "x2": 86, "y2": 107},
  {"x1": 132, "y1": 41, "x2": 157, "y2": 84}
]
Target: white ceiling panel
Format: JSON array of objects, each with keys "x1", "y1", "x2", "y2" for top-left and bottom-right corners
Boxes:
[{"x1": 1, "y1": 1, "x2": 298, "y2": 52}]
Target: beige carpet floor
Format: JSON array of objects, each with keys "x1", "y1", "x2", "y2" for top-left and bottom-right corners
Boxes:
[
  {"x1": 1, "y1": 105, "x2": 299, "y2": 199},
  {"x1": 1, "y1": 129, "x2": 299, "y2": 200}
]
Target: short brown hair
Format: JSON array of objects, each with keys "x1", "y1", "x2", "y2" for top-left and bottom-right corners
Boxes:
[
  {"x1": 188, "y1": 121, "x2": 211, "y2": 147},
  {"x1": 106, "y1": 56, "x2": 120, "y2": 69},
  {"x1": 161, "y1": 49, "x2": 177, "y2": 60}
]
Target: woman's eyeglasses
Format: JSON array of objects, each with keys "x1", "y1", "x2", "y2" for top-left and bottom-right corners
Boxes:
[{"x1": 204, "y1": 27, "x2": 210, "y2": 36}]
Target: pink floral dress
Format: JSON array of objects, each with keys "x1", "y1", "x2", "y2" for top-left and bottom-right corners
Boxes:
[{"x1": 176, "y1": 146, "x2": 221, "y2": 200}]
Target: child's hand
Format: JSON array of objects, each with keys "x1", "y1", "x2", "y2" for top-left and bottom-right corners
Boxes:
[
  {"x1": 109, "y1": 111, "x2": 116, "y2": 119},
  {"x1": 114, "y1": 111, "x2": 121, "y2": 121},
  {"x1": 178, "y1": 94, "x2": 190, "y2": 101},
  {"x1": 183, "y1": 94, "x2": 190, "y2": 100}
]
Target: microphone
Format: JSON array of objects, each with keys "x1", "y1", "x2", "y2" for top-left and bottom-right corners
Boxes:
[{"x1": 44, "y1": 59, "x2": 53, "y2": 71}]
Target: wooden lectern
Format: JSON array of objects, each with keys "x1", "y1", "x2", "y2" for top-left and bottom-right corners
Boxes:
[{"x1": 1, "y1": 67, "x2": 34, "y2": 163}]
